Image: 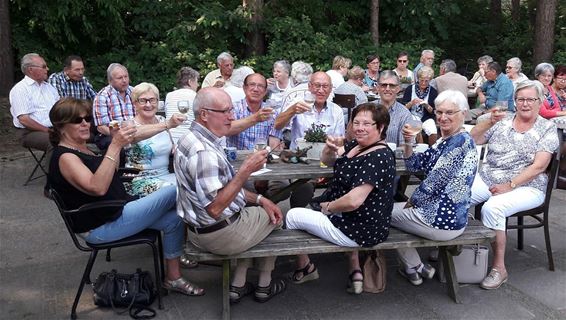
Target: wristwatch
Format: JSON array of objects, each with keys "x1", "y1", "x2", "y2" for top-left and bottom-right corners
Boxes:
[{"x1": 510, "y1": 180, "x2": 517, "y2": 189}]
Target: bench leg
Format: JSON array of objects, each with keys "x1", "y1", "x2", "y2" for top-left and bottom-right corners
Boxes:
[
  {"x1": 439, "y1": 246, "x2": 461, "y2": 303},
  {"x1": 222, "y1": 260, "x2": 231, "y2": 320}
]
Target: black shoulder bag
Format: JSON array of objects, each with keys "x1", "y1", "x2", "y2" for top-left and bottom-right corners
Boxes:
[{"x1": 93, "y1": 269, "x2": 156, "y2": 319}]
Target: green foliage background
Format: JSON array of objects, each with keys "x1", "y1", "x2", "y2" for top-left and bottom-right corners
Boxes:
[{"x1": 10, "y1": 0, "x2": 565, "y2": 94}]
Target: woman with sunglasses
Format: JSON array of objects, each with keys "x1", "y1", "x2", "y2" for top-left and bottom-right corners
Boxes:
[
  {"x1": 393, "y1": 51, "x2": 414, "y2": 95},
  {"x1": 48, "y1": 97, "x2": 204, "y2": 296}
]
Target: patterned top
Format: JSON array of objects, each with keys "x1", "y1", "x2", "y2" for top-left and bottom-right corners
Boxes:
[
  {"x1": 124, "y1": 116, "x2": 176, "y2": 196},
  {"x1": 480, "y1": 116, "x2": 559, "y2": 192},
  {"x1": 363, "y1": 70, "x2": 379, "y2": 89},
  {"x1": 328, "y1": 141, "x2": 396, "y2": 247},
  {"x1": 48, "y1": 71, "x2": 97, "y2": 100},
  {"x1": 227, "y1": 99, "x2": 279, "y2": 150},
  {"x1": 9, "y1": 76, "x2": 60, "y2": 128},
  {"x1": 93, "y1": 84, "x2": 135, "y2": 126},
  {"x1": 480, "y1": 73, "x2": 515, "y2": 111},
  {"x1": 174, "y1": 122, "x2": 246, "y2": 227},
  {"x1": 406, "y1": 132, "x2": 478, "y2": 230},
  {"x1": 385, "y1": 101, "x2": 413, "y2": 146}
]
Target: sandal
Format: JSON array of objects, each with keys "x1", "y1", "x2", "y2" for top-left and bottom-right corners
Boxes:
[
  {"x1": 346, "y1": 269, "x2": 363, "y2": 294},
  {"x1": 229, "y1": 282, "x2": 254, "y2": 304},
  {"x1": 163, "y1": 277, "x2": 205, "y2": 296},
  {"x1": 180, "y1": 254, "x2": 199, "y2": 269},
  {"x1": 254, "y1": 279, "x2": 286, "y2": 303},
  {"x1": 291, "y1": 261, "x2": 319, "y2": 284}
]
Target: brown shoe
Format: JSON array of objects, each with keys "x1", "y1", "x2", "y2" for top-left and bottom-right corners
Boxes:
[{"x1": 480, "y1": 268, "x2": 508, "y2": 290}]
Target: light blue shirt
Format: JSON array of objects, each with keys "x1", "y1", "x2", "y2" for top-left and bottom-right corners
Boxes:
[{"x1": 481, "y1": 73, "x2": 515, "y2": 112}]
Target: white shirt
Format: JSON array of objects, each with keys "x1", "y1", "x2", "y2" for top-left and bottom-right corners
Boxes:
[
  {"x1": 165, "y1": 88, "x2": 197, "y2": 142},
  {"x1": 223, "y1": 85, "x2": 246, "y2": 104},
  {"x1": 9, "y1": 76, "x2": 60, "y2": 128},
  {"x1": 326, "y1": 69, "x2": 345, "y2": 91},
  {"x1": 201, "y1": 69, "x2": 232, "y2": 88}
]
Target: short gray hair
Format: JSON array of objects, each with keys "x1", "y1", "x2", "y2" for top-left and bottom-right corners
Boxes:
[
  {"x1": 347, "y1": 66, "x2": 365, "y2": 80},
  {"x1": 417, "y1": 66, "x2": 435, "y2": 79},
  {"x1": 515, "y1": 80, "x2": 545, "y2": 103},
  {"x1": 507, "y1": 57, "x2": 523, "y2": 72},
  {"x1": 21, "y1": 53, "x2": 40, "y2": 74},
  {"x1": 434, "y1": 89, "x2": 469, "y2": 112},
  {"x1": 107, "y1": 63, "x2": 127, "y2": 81},
  {"x1": 477, "y1": 55, "x2": 493, "y2": 65},
  {"x1": 176, "y1": 67, "x2": 199, "y2": 88},
  {"x1": 534, "y1": 62, "x2": 555, "y2": 79},
  {"x1": 230, "y1": 66, "x2": 254, "y2": 88},
  {"x1": 379, "y1": 70, "x2": 400, "y2": 85},
  {"x1": 421, "y1": 49, "x2": 434, "y2": 57},
  {"x1": 217, "y1": 52, "x2": 234, "y2": 65},
  {"x1": 131, "y1": 82, "x2": 159, "y2": 102},
  {"x1": 273, "y1": 60, "x2": 291, "y2": 76},
  {"x1": 192, "y1": 87, "x2": 230, "y2": 119},
  {"x1": 440, "y1": 59, "x2": 457, "y2": 73},
  {"x1": 291, "y1": 61, "x2": 313, "y2": 84}
]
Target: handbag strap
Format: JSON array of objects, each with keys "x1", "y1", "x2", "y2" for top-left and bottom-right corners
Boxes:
[{"x1": 109, "y1": 272, "x2": 141, "y2": 315}]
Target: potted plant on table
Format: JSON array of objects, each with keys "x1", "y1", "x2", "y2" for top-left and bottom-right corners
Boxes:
[{"x1": 296, "y1": 123, "x2": 327, "y2": 160}]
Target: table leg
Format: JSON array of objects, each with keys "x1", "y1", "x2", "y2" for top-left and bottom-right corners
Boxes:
[
  {"x1": 439, "y1": 246, "x2": 461, "y2": 303},
  {"x1": 222, "y1": 260, "x2": 230, "y2": 320}
]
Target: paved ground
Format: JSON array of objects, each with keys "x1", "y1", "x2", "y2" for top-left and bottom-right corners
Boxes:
[{"x1": 1, "y1": 150, "x2": 565, "y2": 320}]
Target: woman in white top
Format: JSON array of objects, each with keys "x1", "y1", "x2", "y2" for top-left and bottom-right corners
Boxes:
[
  {"x1": 165, "y1": 67, "x2": 199, "y2": 142},
  {"x1": 267, "y1": 60, "x2": 293, "y2": 106},
  {"x1": 506, "y1": 57, "x2": 529, "y2": 90}
]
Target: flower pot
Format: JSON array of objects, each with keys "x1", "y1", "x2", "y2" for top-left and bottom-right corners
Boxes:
[{"x1": 296, "y1": 139, "x2": 326, "y2": 160}]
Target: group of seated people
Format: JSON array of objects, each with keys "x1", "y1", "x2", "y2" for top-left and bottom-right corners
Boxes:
[{"x1": 8, "y1": 49, "x2": 562, "y2": 306}]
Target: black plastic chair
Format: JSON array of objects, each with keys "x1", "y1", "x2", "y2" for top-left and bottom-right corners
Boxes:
[
  {"x1": 50, "y1": 189, "x2": 165, "y2": 319},
  {"x1": 333, "y1": 93, "x2": 356, "y2": 124},
  {"x1": 474, "y1": 152, "x2": 559, "y2": 271},
  {"x1": 23, "y1": 147, "x2": 47, "y2": 186}
]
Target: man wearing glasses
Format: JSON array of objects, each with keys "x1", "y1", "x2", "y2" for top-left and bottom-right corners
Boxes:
[
  {"x1": 175, "y1": 87, "x2": 287, "y2": 303},
  {"x1": 471, "y1": 61, "x2": 515, "y2": 123},
  {"x1": 10, "y1": 53, "x2": 60, "y2": 152},
  {"x1": 375, "y1": 70, "x2": 413, "y2": 146},
  {"x1": 92, "y1": 63, "x2": 134, "y2": 150}
]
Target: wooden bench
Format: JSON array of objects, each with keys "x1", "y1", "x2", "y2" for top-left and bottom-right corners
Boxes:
[{"x1": 184, "y1": 223, "x2": 495, "y2": 320}]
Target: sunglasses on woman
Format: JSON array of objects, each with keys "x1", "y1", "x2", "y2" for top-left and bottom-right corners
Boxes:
[{"x1": 70, "y1": 115, "x2": 93, "y2": 124}]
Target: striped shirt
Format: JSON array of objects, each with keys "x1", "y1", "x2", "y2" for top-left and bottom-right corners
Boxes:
[
  {"x1": 227, "y1": 99, "x2": 278, "y2": 150},
  {"x1": 174, "y1": 122, "x2": 246, "y2": 227},
  {"x1": 385, "y1": 101, "x2": 413, "y2": 146},
  {"x1": 9, "y1": 76, "x2": 60, "y2": 128},
  {"x1": 48, "y1": 71, "x2": 97, "y2": 100},
  {"x1": 93, "y1": 84, "x2": 134, "y2": 126},
  {"x1": 164, "y1": 88, "x2": 197, "y2": 142}
]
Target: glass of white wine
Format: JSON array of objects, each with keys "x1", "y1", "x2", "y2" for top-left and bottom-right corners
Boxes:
[
  {"x1": 254, "y1": 137, "x2": 268, "y2": 168},
  {"x1": 404, "y1": 118, "x2": 423, "y2": 146},
  {"x1": 303, "y1": 92, "x2": 316, "y2": 115},
  {"x1": 177, "y1": 100, "x2": 190, "y2": 123}
]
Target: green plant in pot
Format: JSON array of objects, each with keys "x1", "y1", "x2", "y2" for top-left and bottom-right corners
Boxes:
[{"x1": 297, "y1": 123, "x2": 328, "y2": 159}]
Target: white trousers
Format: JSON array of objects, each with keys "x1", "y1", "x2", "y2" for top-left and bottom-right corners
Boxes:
[
  {"x1": 391, "y1": 202, "x2": 464, "y2": 269},
  {"x1": 286, "y1": 208, "x2": 358, "y2": 247},
  {"x1": 470, "y1": 174, "x2": 544, "y2": 231}
]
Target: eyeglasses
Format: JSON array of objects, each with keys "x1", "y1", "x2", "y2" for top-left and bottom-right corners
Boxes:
[
  {"x1": 70, "y1": 115, "x2": 93, "y2": 124},
  {"x1": 352, "y1": 121, "x2": 376, "y2": 128},
  {"x1": 515, "y1": 97, "x2": 539, "y2": 105},
  {"x1": 505, "y1": 66, "x2": 514, "y2": 70},
  {"x1": 379, "y1": 83, "x2": 398, "y2": 89},
  {"x1": 555, "y1": 77, "x2": 566, "y2": 83},
  {"x1": 137, "y1": 97, "x2": 158, "y2": 105},
  {"x1": 397, "y1": 60, "x2": 408, "y2": 63},
  {"x1": 30, "y1": 64, "x2": 48, "y2": 69},
  {"x1": 418, "y1": 78, "x2": 431, "y2": 82},
  {"x1": 434, "y1": 110, "x2": 461, "y2": 117},
  {"x1": 368, "y1": 61, "x2": 380, "y2": 65},
  {"x1": 203, "y1": 107, "x2": 234, "y2": 115},
  {"x1": 245, "y1": 82, "x2": 267, "y2": 89},
  {"x1": 310, "y1": 82, "x2": 331, "y2": 90}
]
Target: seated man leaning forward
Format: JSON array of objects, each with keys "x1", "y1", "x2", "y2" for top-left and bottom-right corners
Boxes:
[
  {"x1": 175, "y1": 87, "x2": 286, "y2": 304},
  {"x1": 470, "y1": 80, "x2": 559, "y2": 290},
  {"x1": 286, "y1": 103, "x2": 396, "y2": 294},
  {"x1": 393, "y1": 90, "x2": 478, "y2": 286}
]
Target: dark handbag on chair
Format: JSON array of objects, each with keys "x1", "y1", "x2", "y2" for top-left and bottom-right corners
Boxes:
[{"x1": 93, "y1": 269, "x2": 156, "y2": 319}]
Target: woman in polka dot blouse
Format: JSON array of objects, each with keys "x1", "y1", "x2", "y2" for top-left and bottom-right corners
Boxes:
[{"x1": 286, "y1": 103, "x2": 396, "y2": 294}]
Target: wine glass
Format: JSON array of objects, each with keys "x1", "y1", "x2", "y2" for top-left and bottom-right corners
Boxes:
[
  {"x1": 303, "y1": 92, "x2": 316, "y2": 115},
  {"x1": 404, "y1": 117, "x2": 423, "y2": 146},
  {"x1": 254, "y1": 137, "x2": 268, "y2": 168},
  {"x1": 177, "y1": 100, "x2": 191, "y2": 123},
  {"x1": 120, "y1": 119, "x2": 135, "y2": 149},
  {"x1": 492, "y1": 100, "x2": 508, "y2": 116}
]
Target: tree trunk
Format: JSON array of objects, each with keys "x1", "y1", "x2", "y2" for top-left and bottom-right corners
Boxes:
[
  {"x1": 511, "y1": 0, "x2": 520, "y2": 23},
  {"x1": 370, "y1": 0, "x2": 379, "y2": 47},
  {"x1": 490, "y1": 0, "x2": 502, "y2": 35},
  {"x1": 243, "y1": 0, "x2": 265, "y2": 57},
  {"x1": 533, "y1": 0, "x2": 557, "y2": 65},
  {"x1": 0, "y1": 0, "x2": 14, "y2": 97}
]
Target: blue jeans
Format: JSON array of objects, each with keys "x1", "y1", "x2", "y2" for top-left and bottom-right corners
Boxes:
[{"x1": 85, "y1": 185, "x2": 184, "y2": 259}]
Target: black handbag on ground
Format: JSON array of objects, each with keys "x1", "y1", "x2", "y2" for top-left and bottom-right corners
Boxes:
[{"x1": 93, "y1": 269, "x2": 156, "y2": 319}]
